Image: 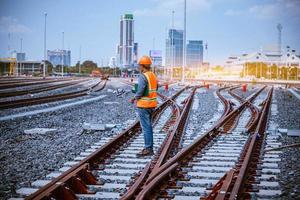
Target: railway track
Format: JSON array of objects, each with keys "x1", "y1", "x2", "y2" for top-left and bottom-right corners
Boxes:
[
  {"x1": 0, "y1": 79, "x2": 90, "y2": 98},
  {"x1": 130, "y1": 85, "x2": 270, "y2": 199},
  {"x1": 0, "y1": 80, "x2": 107, "y2": 110},
  {"x1": 0, "y1": 78, "x2": 77, "y2": 90},
  {"x1": 8, "y1": 84, "x2": 276, "y2": 200},
  {"x1": 12, "y1": 86, "x2": 194, "y2": 200}
]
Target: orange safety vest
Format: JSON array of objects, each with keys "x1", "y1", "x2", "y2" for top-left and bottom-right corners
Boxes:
[{"x1": 137, "y1": 71, "x2": 158, "y2": 108}]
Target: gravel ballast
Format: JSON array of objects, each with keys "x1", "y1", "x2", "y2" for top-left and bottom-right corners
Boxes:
[{"x1": 0, "y1": 79, "x2": 136, "y2": 199}]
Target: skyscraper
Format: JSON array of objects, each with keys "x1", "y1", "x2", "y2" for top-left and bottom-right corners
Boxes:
[
  {"x1": 186, "y1": 40, "x2": 203, "y2": 68},
  {"x1": 117, "y1": 14, "x2": 134, "y2": 67},
  {"x1": 165, "y1": 29, "x2": 183, "y2": 67}
]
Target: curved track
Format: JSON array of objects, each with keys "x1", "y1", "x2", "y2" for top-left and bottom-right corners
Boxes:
[
  {"x1": 10, "y1": 84, "x2": 276, "y2": 200},
  {"x1": 132, "y1": 85, "x2": 270, "y2": 200},
  {"x1": 14, "y1": 86, "x2": 194, "y2": 200}
]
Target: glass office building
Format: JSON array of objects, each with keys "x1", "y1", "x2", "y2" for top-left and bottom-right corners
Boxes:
[
  {"x1": 165, "y1": 29, "x2": 183, "y2": 67},
  {"x1": 186, "y1": 40, "x2": 203, "y2": 68}
]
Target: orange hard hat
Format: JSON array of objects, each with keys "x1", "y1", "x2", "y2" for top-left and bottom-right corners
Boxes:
[{"x1": 139, "y1": 56, "x2": 152, "y2": 65}]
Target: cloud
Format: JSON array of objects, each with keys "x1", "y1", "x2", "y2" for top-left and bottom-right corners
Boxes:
[
  {"x1": 224, "y1": 9, "x2": 243, "y2": 16},
  {"x1": 248, "y1": 4, "x2": 278, "y2": 19},
  {"x1": 133, "y1": 0, "x2": 212, "y2": 17},
  {"x1": 0, "y1": 16, "x2": 32, "y2": 33},
  {"x1": 224, "y1": 0, "x2": 300, "y2": 20}
]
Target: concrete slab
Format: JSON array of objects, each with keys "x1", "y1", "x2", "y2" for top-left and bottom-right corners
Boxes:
[
  {"x1": 103, "y1": 101, "x2": 120, "y2": 105},
  {"x1": 59, "y1": 166, "x2": 71, "y2": 172},
  {"x1": 106, "y1": 124, "x2": 117, "y2": 129},
  {"x1": 174, "y1": 195, "x2": 201, "y2": 200},
  {"x1": 31, "y1": 180, "x2": 51, "y2": 187},
  {"x1": 24, "y1": 128, "x2": 57, "y2": 135},
  {"x1": 46, "y1": 172, "x2": 61, "y2": 179},
  {"x1": 278, "y1": 128, "x2": 288, "y2": 134},
  {"x1": 82, "y1": 123, "x2": 106, "y2": 131},
  {"x1": 287, "y1": 129, "x2": 300, "y2": 137},
  {"x1": 64, "y1": 161, "x2": 79, "y2": 166},
  {"x1": 257, "y1": 189, "x2": 281, "y2": 197},
  {"x1": 16, "y1": 188, "x2": 38, "y2": 196},
  {"x1": 259, "y1": 181, "x2": 279, "y2": 188}
]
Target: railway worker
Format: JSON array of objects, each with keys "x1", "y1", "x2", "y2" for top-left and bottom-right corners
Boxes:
[{"x1": 130, "y1": 55, "x2": 158, "y2": 157}]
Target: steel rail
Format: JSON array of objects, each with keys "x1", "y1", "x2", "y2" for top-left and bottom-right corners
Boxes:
[
  {"x1": 0, "y1": 80, "x2": 106, "y2": 110},
  {"x1": 227, "y1": 87, "x2": 273, "y2": 200},
  {"x1": 204, "y1": 87, "x2": 273, "y2": 200},
  {"x1": 121, "y1": 87, "x2": 196, "y2": 200},
  {"x1": 0, "y1": 79, "x2": 88, "y2": 98},
  {"x1": 0, "y1": 78, "x2": 74, "y2": 89},
  {"x1": 134, "y1": 86, "x2": 265, "y2": 199},
  {"x1": 25, "y1": 87, "x2": 186, "y2": 200}
]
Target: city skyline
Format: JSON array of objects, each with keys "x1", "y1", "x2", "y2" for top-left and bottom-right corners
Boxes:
[{"x1": 0, "y1": 0, "x2": 299, "y2": 66}]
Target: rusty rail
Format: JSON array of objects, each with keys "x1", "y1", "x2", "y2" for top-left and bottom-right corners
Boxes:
[
  {"x1": 205, "y1": 87, "x2": 273, "y2": 200},
  {"x1": 134, "y1": 86, "x2": 265, "y2": 199},
  {"x1": 25, "y1": 87, "x2": 186, "y2": 200},
  {"x1": 0, "y1": 80, "x2": 106, "y2": 110},
  {"x1": 0, "y1": 79, "x2": 89, "y2": 98},
  {"x1": 121, "y1": 87, "x2": 196, "y2": 200},
  {"x1": 0, "y1": 78, "x2": 74, "y2": 89}
]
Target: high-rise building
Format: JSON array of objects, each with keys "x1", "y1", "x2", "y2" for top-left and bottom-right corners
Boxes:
[
  {"x1": 11, "y1": 51, "x2": 26, "y2": 61},
  {"x1": 186, "y1": 40, "x2": 203, "y2": 68},
  {"x1": 117, "y1": 14, "x2": 134, "y2": 67},
  {"x1": 150, "y1": 50, "x2": 163, "y2": 68},
  {"x1": 47, "y1": 50, "x2": 71, "y2": 66},
  {"x1": 165, "y1": 29, "x2": 183, "y2": 67}
]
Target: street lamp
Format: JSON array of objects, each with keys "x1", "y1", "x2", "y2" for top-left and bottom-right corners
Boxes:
[
  {"x1": 182, "y1": 0, "x2": 186, "y2": 83},
  {"x1": 61, "y1": 31, "x2": 64, "y2": 77},
  {"x1": 43, "y1": 12, "x2": 47, "y2": 79}
]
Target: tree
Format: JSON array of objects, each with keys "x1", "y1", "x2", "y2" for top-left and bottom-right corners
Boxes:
[{"x1": 81, "y1": 60, "x2": 98, "y2": 74}]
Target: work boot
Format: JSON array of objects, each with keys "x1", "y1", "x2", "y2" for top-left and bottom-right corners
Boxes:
[{"x1": 136, "y1": 148, "x2": 153, "y2": 157}]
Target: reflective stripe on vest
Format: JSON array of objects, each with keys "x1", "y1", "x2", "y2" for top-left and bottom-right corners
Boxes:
[{"x1": 137, "y1": 71, "x2": 158, "y2": 108}]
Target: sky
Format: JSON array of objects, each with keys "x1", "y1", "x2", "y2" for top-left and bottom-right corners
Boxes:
[{"x1": 0, "y1": 0, "x2": 299, "y2": 66}]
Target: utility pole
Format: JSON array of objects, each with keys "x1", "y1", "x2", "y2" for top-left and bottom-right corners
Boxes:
[
  {"x1": 43, "y1": 12, "x2": 47, "y2": 79},
  {"x1": 182, "y1": 0, "x2": 186, "y2": 83},
  {"x1": 171, "y1": 10, "x2": 175, "y2": 81},
  {"x1": 19, "y1": 38, "x2": 23, "y2": 76},
  {"x1": 8, "y1": 33, "x2": 11, "y2": 57},
  {"x1": 79, "y1": 45, "x2": 81, "y2": 75},
  {"x1": 61, "y1": 31, "x2": 64, "y2": 77}
]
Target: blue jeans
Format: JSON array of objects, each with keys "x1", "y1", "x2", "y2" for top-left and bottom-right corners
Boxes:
[{"x1": 136, "y1": 107, "x2": 154, "y2": 150}]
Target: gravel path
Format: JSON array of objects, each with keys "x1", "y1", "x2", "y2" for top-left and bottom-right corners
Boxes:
[{"x1": 0, "y1": 79, "x2": 136, "y2": 199}]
